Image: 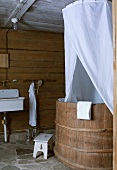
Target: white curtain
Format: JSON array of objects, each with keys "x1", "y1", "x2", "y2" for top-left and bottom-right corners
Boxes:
[{"x1": 62, "y1": 0, "x2": 113, "y2": 113}]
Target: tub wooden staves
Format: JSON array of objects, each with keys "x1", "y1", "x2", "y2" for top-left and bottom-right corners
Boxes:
[{"x1": 54, "y1": 101, "x2": 113, "y2": 170}]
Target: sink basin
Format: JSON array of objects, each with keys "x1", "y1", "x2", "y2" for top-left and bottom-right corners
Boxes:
[
  {"x1": 0, "y1": 97, "x2": 25, "y2": 112},
  {"x1": 0, "y1": 89, "x2": 25, "y2": 112},
  {"x1": 0, "y1": 89, "x2": 25, "y2": 143}
]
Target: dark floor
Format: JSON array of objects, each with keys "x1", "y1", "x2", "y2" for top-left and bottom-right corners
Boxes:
[
  {"x1": 0, "y1": 132, "x2": 71, "y2": 170},
  {"x1": 0, "y1": 130, "x2": 70, "y2": 170}
]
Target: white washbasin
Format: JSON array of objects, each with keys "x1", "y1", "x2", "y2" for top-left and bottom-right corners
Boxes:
[
  {"x1": 0, "y1": 89, "x2": 25, "y2": 112},
  {"x1": 0, "y1": 89, "x2": 25, "y2": 143}
]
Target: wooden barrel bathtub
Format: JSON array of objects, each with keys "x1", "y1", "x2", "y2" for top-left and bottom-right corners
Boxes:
[{"x1": 54, "y1": 101, "x2": 113, "y2": 170}]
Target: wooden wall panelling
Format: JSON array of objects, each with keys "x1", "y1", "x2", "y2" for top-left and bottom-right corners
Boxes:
[
  {"x1": 8, "y1": 30, "x2": 64, "y2": 51},
  {"x1": 0, "y1": 29, "x2": 65, "y2": 132},
  {"x1": 0, "y1": 29, "x2": 7, "y2": 49},
  {"x1": 0, "y1": 30, "x2": 9, "y2": 82}
]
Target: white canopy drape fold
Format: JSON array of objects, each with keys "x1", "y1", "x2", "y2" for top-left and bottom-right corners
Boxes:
[{"x1": 62, "y1": 0, "x2": 113, "y2": 113}]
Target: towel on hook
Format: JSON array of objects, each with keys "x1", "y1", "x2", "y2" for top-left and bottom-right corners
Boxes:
[
  {"x1": 29, "y1": 82, "x2": 37, "y2": 126},
  {"x1": 77, "y1": 101, "x2": 92, "y2": 120}
]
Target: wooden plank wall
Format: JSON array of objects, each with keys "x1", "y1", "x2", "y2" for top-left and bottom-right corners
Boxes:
[{"x1": 0, "y1": 29, "x2": 65, "y2": 133}]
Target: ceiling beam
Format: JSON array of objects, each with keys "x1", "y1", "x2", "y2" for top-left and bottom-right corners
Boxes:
[{"x1": 4, "y1": 0, "x2": 36, "y2": 27}]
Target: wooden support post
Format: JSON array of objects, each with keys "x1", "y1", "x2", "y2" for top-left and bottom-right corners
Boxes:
[{"x1": 113, "y1": 0, "x2": 117, "y2": 169}]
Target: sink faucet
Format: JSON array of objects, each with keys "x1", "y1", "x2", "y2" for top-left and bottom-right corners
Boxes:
[{"x1": 1, "y1": 80, "x2": 9, "y2": 87}]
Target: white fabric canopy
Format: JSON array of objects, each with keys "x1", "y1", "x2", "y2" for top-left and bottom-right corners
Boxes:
[{"x1": 62, "y1": 0, "x2": 113, "y2": 113}]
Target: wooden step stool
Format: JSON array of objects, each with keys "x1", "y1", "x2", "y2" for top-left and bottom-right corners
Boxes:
[{"x1": 33, "y1": 133, "x2": 53, "y2": 159}]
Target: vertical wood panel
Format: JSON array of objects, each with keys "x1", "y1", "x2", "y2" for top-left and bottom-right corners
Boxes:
[
  {"x1": 113, "y1": 0, "x2": 117, "y2": 169},
  {"x1": 0, "y1": 54, "x2": 9, "y2": 68},
  {"x1": 0, "y1": 29, "x2": 65, "y2": 132}
]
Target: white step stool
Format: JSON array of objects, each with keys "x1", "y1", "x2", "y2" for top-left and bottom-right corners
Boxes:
[{"x1": 33, "y1": 133, "x2": 53, "y2": 159}]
